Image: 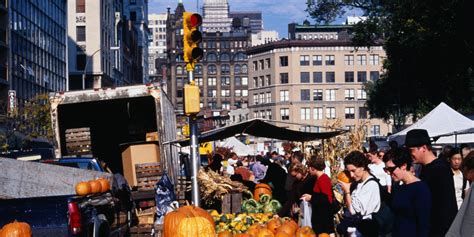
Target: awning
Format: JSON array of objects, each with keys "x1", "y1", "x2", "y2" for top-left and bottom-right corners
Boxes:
[{"x1": 168, "y1": 119, "x2": 346, "y2": 147}]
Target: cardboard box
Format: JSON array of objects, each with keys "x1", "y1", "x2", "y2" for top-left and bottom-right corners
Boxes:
[
  {"x1": 121, "y1": 143, "x2": 160, "y2": 186},
  {"x1": 146, "y1": 132, "x2": 158, "y2": 142}
]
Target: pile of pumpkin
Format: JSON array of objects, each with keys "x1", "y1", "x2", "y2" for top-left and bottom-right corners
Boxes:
[
  {"x1": 0, "y1": 221, "x2": 31, "y2": 237},
  {"x1": 163, "y1": 204, "x2": 216, "y2": 236},
  {"x1": 75, "y1": 178, "x2": 110, "y2": 196},
  {"x1": 212, "y1": 211, "x2": 273, "y2": 233}
]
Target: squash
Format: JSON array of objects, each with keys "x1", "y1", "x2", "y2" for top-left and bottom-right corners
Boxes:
[
  {"x1": 275, "y1": 232, "x2": 292, "y2": 237},
  {"x1": 247, "y1": 223, "x2": 265, "y2": 236},
  {"x1": 75, "y1": 181, "x2": 91, "y2": 196},
  {"x1": 97, "y1": 178, "x2": 110, "y2": 192},
  {"x1": 337, "y1": 171, "x2": 350, "y2": 183},
  {"x1": 0, "y1": 221, "x2": 32, "y2": 237},
  {"x1": 88, "y1": 180, "x2": 102, "y2": 193},
  {"x1": 278, "y1": 217, "x2": 298, "y2": 234},
  {"x1": 180, "y1": 205, "x2": 214, "y2": 225},
  {"x1": 266, "y1": 217, "x2": 282, "y2": 234},
  {"x1": 164, "y1": 205, "x2": 215, "y2": 237},
  {"x1": 235, "y1": 234, "x2": 252, "y2": 237},
  {"x1": 296, "y1": 226, "x2": 316, "y2": 237},
  {"x1": 217, "y1": 230, "x2": 233, "y2": 237},
  {"x1": 256, "y1": 228, "x2": 275, "y2": 237},
  {"x1": 176, "y1": 216, "x2": 215, "y2": 237},
  {"x1": 254, "y1": 183, "x2": 272, "y2": 202}
]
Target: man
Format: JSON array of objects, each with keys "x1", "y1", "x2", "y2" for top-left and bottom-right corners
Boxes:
[
  {"x1": 406, "y1": 129, "x2": 458, "y2": 237},
  {"x1": 251, "y1": 155, "x2": 267, "y2": 183},
  {"x1": 367, "y1": 148, "x2": 392, "y2": 193}
]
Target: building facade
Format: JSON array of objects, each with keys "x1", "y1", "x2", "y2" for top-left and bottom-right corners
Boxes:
[
  {"x1": 0, "y1": 0, "x2": 8, "y2": 118},
  {"x1": 229, "y1": 11, "x2": 263, "y2": 34},
  {"x1": 9, "y1": 0, "x2": 67, "y2": 102},
  {"x1": 148, "y1": 13, "x2": 167, "y2": 81},
  {"x1": 202, "y1": 0, "x2": 232, "y2": 33},
  {"x1": 247, "y1": 39, "x2": 391, "y2": 136},
  {"x1": 251, "y1": 30, "x2": 279, "y2": 46}
]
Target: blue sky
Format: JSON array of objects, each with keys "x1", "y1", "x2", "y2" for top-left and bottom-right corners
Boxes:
[{"x1": 149, "y1": 0, "x2": 363, "y2": 38}]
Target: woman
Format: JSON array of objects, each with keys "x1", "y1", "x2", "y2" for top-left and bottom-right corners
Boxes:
[
  {"x1": 337, "y1": 151, "x2": 381, "y2": 237},
  {"x1": 278, "y1": 163, "x2": 315, "y2": 218},
  {"x1": 383, "y1": 148, "x2": 431, "y2": 237},
  {"x1": 301, "y1": 156, "x2": 335, "y2": 235}
]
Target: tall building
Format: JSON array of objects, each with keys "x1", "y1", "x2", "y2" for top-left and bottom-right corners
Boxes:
[
  {"x1": 251, "y1": 30, "x2": 279, "y2": 46},
  {"x1": 229, "y1": 11, "x2": 263, "y2": 33},
  {"x1": 0, "y1": 0, "x2": 9, "y2": 118},
  {"x1": 288, "y1": 22, "x2": 353, "y2": 41},
  {"x1": 148, "y1": 13, "x2": 167, "y2": 82},
  {"x1": 9, "y1": 0, "x2": 67, "y2": 102},
  {"x1": 246, "y1": 36, "x2": 391, "y2": 136},
  {"x1": 202, "y1": 0, "x2": 232, "y2": 33}
]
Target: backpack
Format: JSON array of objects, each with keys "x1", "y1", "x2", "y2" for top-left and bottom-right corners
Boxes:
[{"x1": 364, "y1": 178, "x2": 394, "y2": 235}]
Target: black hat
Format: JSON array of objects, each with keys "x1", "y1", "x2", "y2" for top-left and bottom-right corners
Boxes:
[{"x1": 405, "y1": 129, "x2": 431, "y2": 147}]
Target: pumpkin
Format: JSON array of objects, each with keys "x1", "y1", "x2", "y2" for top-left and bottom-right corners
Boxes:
[
  {"x1": 296, "y1": 226, "x2": 316, "y2": 237},
  {"x1": 256, "y1": 228, "x2": 275, "y2": 237},
  {"x1": 75, "y1": 181, "x2": 91, "y2": 196},
  {"x1": 180, "y1": 205, "x2": 214, "y2": 225},
  {"x1": 164, "y1": 205, "x2": 215, "y2": 237},
  {"x1": 275, "y1": 232, "x2": 292, "y2": 237},
  {"x1": 0, "y1": 221, "x2": 32, "y2": 237},
  {"x1": 217, "y1": 230, "x2": 233, "y2": 237},
  {"x1": 176, "y1": 216, "x2": 215, "y2": 237},
  {"x1": 266, "y1": 217, "x2": 282, "y2": 234},
  {"x1": 88, "y1": 180, "x2": 102, "y2": 193},
  {"x1": 235, "y1": 234, "x2": 252, "y2": 237},
  {"x1": 337, "y1": 171, "x2": 350, "y2": 183},
  {"x1": 254, "y1": 183, "x2": 272, "y2": 201},
  {"x1": 247, "y1": 223, "x2": 265, "y2": 236},
  {"x1": 97, "y1": 178, "x2": 110, "y2": 192},
  {"x1": 318, "y1": 234, "x2": 330, "y2": 237},
  {"x1": 278, "y1": 217, "x2": 298, "y2": 234}
]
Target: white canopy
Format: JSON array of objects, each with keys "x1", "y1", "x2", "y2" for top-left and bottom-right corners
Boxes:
[
  {"x1": 220, "y1": 137, "x2": 254, "y2": 156},
  {"x1": 388, "y1": 102, "x2": 474, "y2": 145}
]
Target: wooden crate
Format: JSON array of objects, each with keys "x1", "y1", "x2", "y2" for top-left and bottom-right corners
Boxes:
[
  {"x1": 221, "y1": 191, "x2": 242, "y2": 214},
  {"x1": 137, "y1": 208, "x2": 155, "y2": 225},
  {"x1": 136, "y1": 163, "x2": 163, "y2": 191},
  {"x1": 130, "y1": 224, "x2": 162, "y2": 237},
  {"x1": 176, "y1": 176, "x2": 191, "y2": 206},
  {"x1": 65, "y1": 127, "x2": 91, "y2": 155}
]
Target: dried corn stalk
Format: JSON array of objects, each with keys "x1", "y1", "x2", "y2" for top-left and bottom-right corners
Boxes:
[{"x1": 198, "y1": 168, "x2": 247, "y2": 204}]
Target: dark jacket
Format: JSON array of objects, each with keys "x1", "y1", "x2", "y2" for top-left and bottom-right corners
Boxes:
[{"x1": 260, "y1": 163, "x2": 287, "y2": 205}]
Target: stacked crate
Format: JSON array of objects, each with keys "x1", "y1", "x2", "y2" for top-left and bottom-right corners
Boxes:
[{"x1": 136, "y1": 162, "x2": 163, "y2": 191}]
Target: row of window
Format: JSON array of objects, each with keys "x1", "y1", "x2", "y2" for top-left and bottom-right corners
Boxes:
[
  {"x1": 207, "y1": 89, "x2": 249, "y2": 97},
  {"x1": 277, "y1": 71, "x2": 379, "y2": 84},
  {"x1": 297, "y1": 124, "x2": 381, "y2": 136},
  {"x1": 252, "y1": 58, "x2": 272, "y2": 71},
  {"x1": 253, "y1": 92, "x2": 272, "y2": 105},
  {"x1": 176, "y1": 64, "x2": 248, "y2": 75},
  {"x1": 176, "y1": 77, "x2": 249, "y2": 87},
  {"x1": 267, "y1": 54, "x2": 380, "y2": 68},
  {"x1": 275, "y1": 107, "x2": 368, "y2": 121},
  {"x1": 203, "y1": 40, "x2": 248, "y2": 49},
  {"x1": 204, "y1": 52, "x2": 247, "y2": 62}
]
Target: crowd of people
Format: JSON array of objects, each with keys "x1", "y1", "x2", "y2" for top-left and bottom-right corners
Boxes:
[{"x1": 204, "y1": 128, "x2": 474, "y2": 237}]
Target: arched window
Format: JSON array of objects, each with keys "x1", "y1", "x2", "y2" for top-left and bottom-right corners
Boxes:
[
  {"x1": 176, "y1": 66, "x2": 183, "y2": 75},
  {"x1": 195, "y1": 65, "x2": 202, "y2": 74},
  {"x1": 208, "y1": 64, "x2": 217, "y2": 74},
  {"x1": 206, "y1": 52, "x2": 217, "y2": 62},
  {"x1": 220, "y1": 53, "x2": 230, "y2": 61},
  {"x1": 234, "y1": 52, "x2": 246, "y2": 61},
  {"x1": 221, "y1": 64, "x2": 230, "y2": 74},
  {"x1": 176, "y1": 54, "x2": 183, "y2": 62},
  {"x1": 241, "y1": 64, "x2": 248, "y2": 73},
  {"x1": 234, "y1": 64, "x2": 241, "y2": 74}
]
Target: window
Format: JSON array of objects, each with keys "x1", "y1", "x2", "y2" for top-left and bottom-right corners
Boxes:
[
  {"x1": 281, "y1": 108, "x2": 290, "y2": 120},
  {"x1": 300, "y1": 55, "x2": 310, "y2": 66},
  {"x1": 195, "y1": 65, "x2": 202, "y2": 74},
  {"x1": 266, "y1": 110, "x2": 272, "y2": 120},
  {"x1": 344, "y1": 55, "x2": 354, "y2": 65},
  {"x1": 207, "y1": 77, "x2": 216, "y2": 86},
  {"x1": 370, "y1": 71, "x2": 380, "y2": 81},
  {"x1": 369, "y1": 54, "x2": 379, "y2": 65},
  {"x1": 176, "y1": 78, "x2": 184, "y2": 88},
  {"x1": 261, "y1": 110, "x2": 266, "y2": 119},
  {"x1": 325, "y1": 55, "x2": 335, "y2": 65},
  {"x1": 253, "y1": 61, "x2": 258, "y2": 71},
  {"x1": 313, "y1": 72, "x2": 323, "y2": 83},
  {"x1": 357, "y1": 89, "x2": 367, "y2": 100},
  {"x1": 325, "y1": 89, "x2": 336, "y2": 101},
  {"x1": 280, "y1": 56, "x2": 288, "y2": 66},
  {"x1": 241, "y1": 65, "x2": 248, "y2": 73},
  {"x1": 76, "y1": 54, "x2": 86, "y2": 70},
  {"x1": 259, "y1": 60, "x2": 264, "y2": 70},
  {"x1": 265, "y1": 75, "x2": 271, "y2": 86},
  {"x1": 266, "y1": 58, "x2": 271, "y2": 69},
  {"x1": 357, "y1": 55, "x2": 366, "y2": 65},
  {"x1": 206, "y1": 53, "x2": 217, "y2": 61},
  {"x1": 313, "y1": 55, "x2": 322, "y2": 65},
  {"x1": 280, "y1": 90, "x2": 289, "y2": 102},
  {"x1": 208, "y1": 65, "x2": 217, "y2": 74},
  {"x1": 313, "y1": 107, "x2": 323, "y2": 120},
  {"x1": 300, "y1": 72, "x2": 310, "y2": 83},
  {"x1": 221, "y1": 89, "x2": 230, "y2": 97},
  {"x1": 280, "y1": 73, "x2": 289, "y2": 84},
  {"x1": 345, "y1": 89, "x2": 355, "y2": 100},
  {"x1": 220, "y1": 53, "x2": 230, "y2": 61},
  {"x1": 242, "y1": 77, "x2": 248, "y2": 85},
  {"x1": 253, "y1": 77, "x2": 258, "y2": 87},
  {"x1": 259, "y1": 93, "x2": 265, "y2": 104},
  {"x1": 76, "y1": 0, "x2": 85, "y2": 12},
  {"x1": 76, "y1": 26, "x2": 86, "y2": 41},
  {"x1": 235, "y1": 90, "x2": 242, "y2": 97},
  {"x1": 359, "y1": 107, "x2": 368, "y2": 119},
  {"x1": 221, "y1": 64, "x2": 230, "y2": 74},
  {"x1": 208, "y1": 89, "x2": 217, "y2": 97},
  {"x1": 266, "y1": 92, "x2": 271, "y2": 103},
  {"x1": 177, "y1": 90, "x2": 183, "y2": 98},
  {"x1": 357, "y1": 71, "x2": 367, "y2": 82},
  {"x1": 345, "y1": 71, "x2": 354, "y2": 82},
  {"x1": 326, "y1": 107, "x2": 336, "y2": 119},
  {"x1": 234, "y1": 64, "x2": 241, "y2": 74},
  {"x1": 254, "y1": 111, "x2": 259, "y2": 118},
  {"x1": 222, "y1": 102, "x2": 230, "y2": 110},
  {"x1": 313, "y1": 89, "x2": 323, "y2": 101},
  {"x1": 345, "y1": 107, "x2": 355, "y2": 119},
  {"x1": 371, "y1": 125, "x2": 381, "y2": 136},
  {"x1": 195, "y1": 78, "x2": 203, "y2": 86},
  {"x1": 234, "y1": 76, "x2": 241, "y2": 86},
  {"x1": 259, "y1": 76, "x2": 265, "y2": 87},
  {"x1": 176, "y1": 66, "x2": 183, "y2": 75},
  {"x1": 242, "y1": 90, "x2": 248, "y2": 96},
  {"x1": 253, "y1": 94, "x2": 259, "y2": 105},
  {"x1": 326, "y1": 72, "x2": 335, "y2": 83},
  {"x1": 301, "y1": 108, "x2": 311, "y2": 120},
  {"x1": 301, "y1": 89, "x2": 310, "y2": 101},
  {"x1": 234, "y1": 52, "x2": 246, "y2": 61},
  {"x1": 221, "y1": 77, "x2": 230, "y2": 86}
]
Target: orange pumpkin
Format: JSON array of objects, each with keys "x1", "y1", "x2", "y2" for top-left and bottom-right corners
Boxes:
[
  {"x1": 0, "y1": 221, "x2": 32, "y2": 237},
  {"x1": 279, "y1": 217, "x2": 298, "y2": 234},
  {"x1": 235, "y1": 234, "x2": 252, "y2": 237},
  {"x1": 217, "y1": 230, "x2": 233, "y2": 237},
  {"x1": 97, "y1": 178, "x2": 110, "y2": 192},
  {"x1": 337, "y1": 171, "x2": 350, "y2": 183},
  {"x1": 256, "y1": 228, "x2": 275, "y2": 237},
  {"x1": 176, "y1": 216, "x2": 215, "y2": 237},
  {"x1": 254, "y1": 183, "x2": 272, "y2": 201},
  {"x1": 75, "y1": 181, "x2": 91, "y2": 196},
  {"x1": 163, "y1": 205, "x2": 215, "y2": 237},
  {"x1": 88, "y1": 180, "x2": 102, "y2": 193},
  {"x1": 296, "y1": 226, "x2": 316, "y2": 237},
  {"x1": 318, "y1": 234, "x2": 330, "y2": 237},
  {"x1": 247, "y1": 223, "x2": 265, "y2": 236},
  {"x1": 266, "y1": 217, "x2": 282, "y2": 234},
  {"x1": 180, "y1": 205, "x2": 214, "y2": 225},
  {"x1": 275, "y1": 232, "x2": 292, "y2": 237}
]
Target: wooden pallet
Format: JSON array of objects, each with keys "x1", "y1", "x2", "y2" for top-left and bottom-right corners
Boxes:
[
  {"x1": 137, "y1": 176, "x2": 161, "y2": 191},
  {"x1": 176, "y1": 176, "x2": 191, "y2": 205},
  {"x1": 136, "y1": 163, "x2": 163, "y2": 191},
  {"x1": 65, "y1": 127, "x2": 91, "y2": 155},
  {"x1": 130, "y1": 224, "x2": 162, "y2": 237}
]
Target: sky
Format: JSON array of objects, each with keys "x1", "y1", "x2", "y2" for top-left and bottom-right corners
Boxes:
[{"x1": 149, "y1": 0, "x2": 363, "y2": 38}]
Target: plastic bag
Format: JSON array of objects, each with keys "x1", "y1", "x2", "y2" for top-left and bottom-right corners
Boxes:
[
  {"x1": 300, "y1": 200, "x2": 312, "y2": 227},
  {"x1": 155, "y1": 173, "x2": 177, "y2": 224}
]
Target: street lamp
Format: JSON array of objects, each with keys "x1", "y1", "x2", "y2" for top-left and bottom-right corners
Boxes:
[{"x1": 82, "y1": 46, "x2": 120, "y2": 89}]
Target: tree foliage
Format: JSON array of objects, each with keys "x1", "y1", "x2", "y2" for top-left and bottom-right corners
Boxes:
[{"x1": 307, "y1": 0, "x2": 474, "y2": 126}]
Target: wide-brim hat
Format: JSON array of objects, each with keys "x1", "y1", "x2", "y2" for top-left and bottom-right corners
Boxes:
[{"x1": 405, "y1": 129, "x2": 431, "y2": 147}]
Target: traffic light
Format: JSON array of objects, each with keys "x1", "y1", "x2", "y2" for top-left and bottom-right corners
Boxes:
[{"x1": 183, "y1": 12, "x2": 203, "y2": 69}]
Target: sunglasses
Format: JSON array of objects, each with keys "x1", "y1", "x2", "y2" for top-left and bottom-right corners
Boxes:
[{"x1": 383, "y1": 166, "x2": 398, "y2": 174}]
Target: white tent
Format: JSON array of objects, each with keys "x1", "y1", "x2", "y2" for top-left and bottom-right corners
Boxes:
[
  {"x1": 388, "y1": 102, "x2": 474, "y2": 145},
  {"x1": 220, "y1": 137, "x2": 254, "y2": 156}
]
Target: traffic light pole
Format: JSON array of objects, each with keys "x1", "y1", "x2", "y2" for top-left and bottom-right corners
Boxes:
[{"x1": 188, "y1": 70, "x2": 201, "y2": 207}]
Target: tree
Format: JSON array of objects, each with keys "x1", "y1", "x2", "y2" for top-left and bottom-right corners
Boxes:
[{"x1": 307, "y1": 0, "x2": 474, "y2": 128}]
